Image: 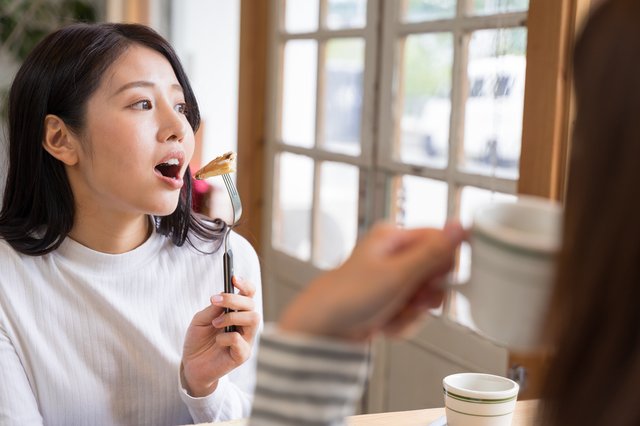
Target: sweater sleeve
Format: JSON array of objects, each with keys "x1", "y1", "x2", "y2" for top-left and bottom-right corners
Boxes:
[
  {"x1": 0, "y1": 324, "x2": 44, "y2": 425},
  {"x1": 179, "y1": 369, "x2": 254, "y2": 423},
  {"x1": 248, "y1": 326, "x2": 370, "y2": 426}
]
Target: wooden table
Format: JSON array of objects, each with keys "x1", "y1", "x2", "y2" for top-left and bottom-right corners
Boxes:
[
  {"x1": 345, "y1": 399, "x2": 538, "y2": 426},
  {"x1": 191, "y1": 400, "x2": 537, "y2": 426}
]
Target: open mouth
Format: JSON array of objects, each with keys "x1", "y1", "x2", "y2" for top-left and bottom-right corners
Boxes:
[{"x1": 155, "y1": 157, "x2": 182, "y2": 180}]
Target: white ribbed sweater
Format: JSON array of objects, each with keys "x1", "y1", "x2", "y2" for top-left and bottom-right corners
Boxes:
[{"x1": 0, "y1": 230, "x2": 263, "y2": 426}]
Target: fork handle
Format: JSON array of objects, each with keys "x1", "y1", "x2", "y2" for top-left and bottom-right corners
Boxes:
[{"x1": 223, "y1": 249, "x2": 237, "y2": 333}]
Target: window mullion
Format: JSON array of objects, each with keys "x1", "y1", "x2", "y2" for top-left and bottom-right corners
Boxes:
[
  {"x1": 357, "y1": 0, "x2": 382, "y2": 239},
  {"x1": 368, "y1": 0, "x2": 399, "y2": 229},
  {"x1": 446, "y1": 0, "x2": 468, "y2": 222},
  {"x1": 315, "y1": 41, "x2": 326, "y2": 151},
  {"x1": 272, "y1": 143, "x2": 368, "y2": 166},
  {"x1": 443, "y1": 0, "x2": 472, "y2": 319},
  {"x1": 374, "y1": 0, "x2": 400, "y2": 171},
  {"x1": 310, "y1": 27, "x2": 326, "y2": 264},
  {"x1": 360, "y1": 0, "x2": 381, "y2": 167},
  {"x1": 357, "y1": 168, "x2": 374, "y2": 239},
  {"x1": 319, "y1": 0, "x2": 327, "y2": 30},
  {"x1": 281, "y1": 28, "x2": 367, "y2": 40},
  {"x1": 310, "y1": 160, "x2": 323, "y2": 265},
  {"x1": 452, "y1": 170, "x2": 518, "y2": 193},
  {"x1": 397, "y1": 12, "x2": 527, "y2": 36}
]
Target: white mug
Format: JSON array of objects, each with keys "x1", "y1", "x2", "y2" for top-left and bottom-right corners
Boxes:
[
  {"x1": 450, "y1": 195, "x2": 563, "y2": 351},
  {"x1": 443, "y1": 373, "x2": 519, "y2": 426}
]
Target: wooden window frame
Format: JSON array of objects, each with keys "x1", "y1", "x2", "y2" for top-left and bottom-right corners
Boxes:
[
  {"x1": 235, "y1": 0, "x2": 269, "y2": 249},
  {"x1": 518, "y1": 0, "x2": 592, "y2": 201},
  {"x1": 237, "y1": 0, "x2": 592, "y2": 251},
  {"x1": 235, "y1": 0, "x2": 596, "y2": 402},
  {"x1": 106, "y1": 0, "x2": 150, "y2": 25}
]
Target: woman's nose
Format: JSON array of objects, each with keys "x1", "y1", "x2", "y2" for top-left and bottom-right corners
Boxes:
[{"x1": 158, "y1": 103, "x2": 188, "y2": 143}]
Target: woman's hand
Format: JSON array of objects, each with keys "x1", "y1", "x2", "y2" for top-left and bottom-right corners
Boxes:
[
  {"x1": 279, "y1": 222, "x2": 466, "y2": 341},
  {"x1": 182, "y1": 276, "x2": 260, "y2": 397}
]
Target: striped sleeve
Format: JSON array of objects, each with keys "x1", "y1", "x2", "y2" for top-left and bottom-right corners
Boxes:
[{"x1": 248, "y1": 326, "x2": 370, "y2": 426}]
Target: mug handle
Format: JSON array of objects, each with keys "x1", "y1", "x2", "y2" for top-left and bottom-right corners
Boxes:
[{"x1": 440, "y1": 274, "x2": 470, "y2": 298}]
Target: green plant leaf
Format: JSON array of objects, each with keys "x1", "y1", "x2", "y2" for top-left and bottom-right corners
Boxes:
[{"x1": 0, "y1": 0, "x2": 98, "y2": 123}]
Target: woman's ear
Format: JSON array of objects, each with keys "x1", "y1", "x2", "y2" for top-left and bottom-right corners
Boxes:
[{"x1": 42, "y1": 114, "x2": 80, "y2": 165}]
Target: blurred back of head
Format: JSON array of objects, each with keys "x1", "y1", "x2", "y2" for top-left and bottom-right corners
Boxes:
[{"x1": 540, "y1": 1, "x2": 640, "y2": 425}]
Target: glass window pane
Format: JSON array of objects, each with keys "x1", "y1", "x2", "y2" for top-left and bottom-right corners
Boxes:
[
  {"x1": 272, "y1": 152, "x2": 315, "y2": 261},
  {"x1": 461, "y1": 28, "x2": 527, "y2": 180},
  {"x1": 317, "y1": 162, "x2": 360, "y2": 269},
  {"x1": 402, "y1": 0, "x2": 457, "y2": 22},
  {"x1": 322, "y1": 38, "x2": 365, "y2": 156},
  {"x1": 396, "y1": 175, "x2": 448, "y2": 229},
  {"x1": 285, "y1": 0, "x2": 319, "y2": 33},
  {"x1": 399, "y1": 33, "x2": 453, "y2": 169},
  {"x1": 282, "y1": 40, "x2": 318, "y2": 148},
  {"x1": 472, "y1": 0, "x2": 528, "y2": 16},
  {"x1": 327, "y1": 0, "x2": 367, "y2": 30}
]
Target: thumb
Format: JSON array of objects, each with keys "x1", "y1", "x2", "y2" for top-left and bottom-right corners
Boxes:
[{"x1": 190, "y1": 296, "x2": 225, "y2": 326}]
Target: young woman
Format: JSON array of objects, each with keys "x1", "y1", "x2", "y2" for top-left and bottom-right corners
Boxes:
[{"x1": 0, "y1": 23, "x2": 262, "y2": 425}]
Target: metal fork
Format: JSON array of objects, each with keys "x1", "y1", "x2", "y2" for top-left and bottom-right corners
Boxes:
[{"x1": 222, "y1": 173, "x2": 242, "y2": 333}]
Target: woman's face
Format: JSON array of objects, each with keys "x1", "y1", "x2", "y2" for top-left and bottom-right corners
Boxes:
[{"x1": 71, "y1": 44, "x2": 194, "y2": 218}]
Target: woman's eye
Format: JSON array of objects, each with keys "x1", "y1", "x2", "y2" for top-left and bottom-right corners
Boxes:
[
  {"x1": 131, "y1": 100, "x2": 152, "y2": 110},
  {"x1": 174, "y1": 103, "x2": 187, "y2": 114}
]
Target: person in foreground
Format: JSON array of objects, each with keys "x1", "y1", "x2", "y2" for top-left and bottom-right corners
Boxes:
[
  {"x1": 249, "y1": 1, "x2": 640, "y2": 425},
  {"x1": 537, "y1": 0, "x2": 640, "y2": 425},
  {"x1": 0, "y1": 24, "x2": 262, "y2": 424},
  {"x1": 248, "y1": 222, "x2": 465, "y2": 425}
]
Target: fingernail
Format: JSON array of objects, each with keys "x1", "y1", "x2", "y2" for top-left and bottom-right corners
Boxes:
[
  {"x1": 213, "y1": 316, "x2": 224, "y2": 326},
  {"x1": 234, "y1": 276, "x2": 243, "y2": 285},
  {"x1": 211, "y1": 295, "x2": 224, "y2": 304},
  {"x1": 443, "y1": 222, "x2": 465, "y2": 244}
]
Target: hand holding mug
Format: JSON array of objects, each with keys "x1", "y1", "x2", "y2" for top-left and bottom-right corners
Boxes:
[{"x1": 279, "y1": 222, "x2": 466, "y2": 341}]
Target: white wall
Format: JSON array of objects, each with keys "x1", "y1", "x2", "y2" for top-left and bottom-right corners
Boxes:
[
  {"x1": 170, "y1": 0, "x2": 241, "y2": 165},
  {"x1": 0, "y1": 56, "x2": 20, "y2": 205}
]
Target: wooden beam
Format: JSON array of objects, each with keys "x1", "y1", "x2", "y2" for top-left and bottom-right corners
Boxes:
[
  {"x1": 518, "y1": 0, "x2": 587, "y2": 200},
  {"x1": 126, "y1": 0, "x2": 149, "y2": 25},
  {"x1": 106, "y1": 0, "x2": 149, "y2": 25},
  {"x1": 236, "y1": 0, "x2": 269, "y2": 252}
]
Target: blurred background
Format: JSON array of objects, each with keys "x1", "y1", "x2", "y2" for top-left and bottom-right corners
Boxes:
[{"x1": 0, "y1": 0, "x2": 593, "y2": 415}]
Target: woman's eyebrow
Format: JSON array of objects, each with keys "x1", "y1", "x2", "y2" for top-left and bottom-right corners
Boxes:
[{"x1": 113, "y1": 81, "x2": 183, "y2": 96}]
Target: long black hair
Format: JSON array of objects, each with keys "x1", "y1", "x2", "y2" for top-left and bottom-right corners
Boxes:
[{"x1": 0, "y1": 23, "x2": 225, "y2": 255}]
